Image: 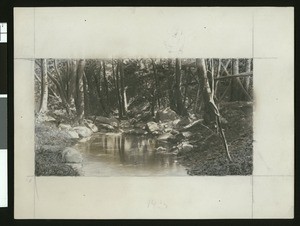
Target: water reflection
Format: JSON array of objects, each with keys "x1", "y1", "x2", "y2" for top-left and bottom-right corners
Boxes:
[{"x1": 75, "y1": 133, "x2": 187, "y2": 176}]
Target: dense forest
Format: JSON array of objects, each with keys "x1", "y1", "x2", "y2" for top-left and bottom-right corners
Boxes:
[{"x1": 35, "y1": 58, "x2": 253, "y2": 176}]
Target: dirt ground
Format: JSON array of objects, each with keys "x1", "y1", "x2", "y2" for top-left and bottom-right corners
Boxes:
[{"x1": 178, "y1": 102, "x2": 253, "y2": 175}]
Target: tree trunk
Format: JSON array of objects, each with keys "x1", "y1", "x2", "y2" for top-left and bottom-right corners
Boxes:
[
  {"x1": 114, "y1": 60, "x2": 123, "y2": 118},
  {"x1": 84, "y1": 69, "x2": 96, "y2": 115},
  {"x1": 230, "y1": 59, "x2": 242, "y2": 101},
  {"x1": 118, "y1": 59, "x2": 127, "y2": 116},
  {"x1": 102, "y1": 60, "x2": 109, "y2": 107},
  {"x1": 214, "y1": 59, "x2": 222, "y2": 99},
  {"x1": 151, "y1": 59, "x2": 161, "y2": 109},
  {"x1": 67, "y1": 60, "x2": 77, "y2": 105},
  {"x1": 92, "y1": 62, "x2": 107, "y2": 116},
  {"x1": 174, "y1": 58, "x2": 187, "y2": 116},
  {"x1": 83, "y1": 72, "x2": 90, "y2": 117},
  {"x1": 48, "y1": 72, "x2": 70, "y2": 115},
  {"x1": 75, "y1": 59, "x2": 85, "y2": 124},
  {"x1": 183, "y1": 67, "x2": 190, "y2": 106},
  {"x1": 167, "y1": 60, "x2": 176, "y2": 111},
  {"x1": 230, "y1": 59, "x2": 252, "y2": 101},
  {"x1": 244, "y1": 58, "x2": 251, "y2": 93},
  {"x1": 193, "y1": 82, "x2": 202, "y2": 114},
  {"x1": 39, "y1": 59, "x2": 48, "y2": 113},
  {"x1": 196, "y1": 58, "x2": 214, "y2": 123}
]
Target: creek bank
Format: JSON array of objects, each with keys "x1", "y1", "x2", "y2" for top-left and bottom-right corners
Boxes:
[
  {"x1": 121, "y1": 107, "x2": 195, "y2": 158},
  {"x1": 36, "y1": 102, "x2": 253, "y2": 176},
  {"x1": 123, "y1": 104, "x2": 253, "y2": 176},
  {"x1": 35, "y1": 112, "x2": 128, "y2": 176},
  {"x1": 178, "y1": 103, "x2": 253, "y2": 175},
  {"x1": 35, "y1": 114, "x2": 100, "y2": 176}
]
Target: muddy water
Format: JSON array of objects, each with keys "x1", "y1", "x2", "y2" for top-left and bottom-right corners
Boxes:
[{"x1": 75, "y1": 132, "x2": 188, "y2": 176}]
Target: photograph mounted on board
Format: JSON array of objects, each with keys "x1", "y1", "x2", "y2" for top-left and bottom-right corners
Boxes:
[{"x1": 34, "y1": 58, "x2": 253, "y2": 177}]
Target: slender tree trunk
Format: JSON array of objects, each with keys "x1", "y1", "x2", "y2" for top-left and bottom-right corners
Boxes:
[
  {"x1": 66, "y1": 60, "x2": 70, "y2": 98},
  {"x1": 175, "y1": 58, "x2": 187, "y2": 116},
  {"x1": 47, "y1": 71, "x2": 70, "y2": 115},
  {"x1": 244, "y1": 58, "x2": 251, "y2": 93},
  {"x1": 118, "y1": 59, "x2": 127, "y2": 116},
  {"x1": 230, "y1": 58, "x2": 251, "y2": 101},
  {"x1": 35, "y1": 73, "x2": 58, "y2": 100},
  {"x1": 194, "y1": 83, "x2": 202, "y2": 113},
  {"x1": 211, "y1": 59, "x2": 215, "y2": 96},
  {"x1": 230, "y1": 59, "x2": 242, "y2": 101},
  {"x1": 196, "y1": 58, "x2": 214, "y2": 122},
  {"x1": 151, "y1": 92, "x2": 155, "y2": 117},
  {"x1": 196, "y1": 59, "x2": 232, "y2": 160},
  {"x1": 167, "y1": 60, "x2": 176, "y2": 111},
  {"x1": 183, "y1": 67, "x2": 190, "y2": 105},
  {"x1": 39, "y1": 59, "x2": 48, "y2": 113},
  {"x1": 83, "y1": 72, "x2": 90, "y2": 117},
  {"x1": 151, "y1": 59, "x2": 161, "y2": 108},
  {"x1": 114, "y1": 60, "x2": 123, "y2": 118},
  {"x1": 124, "y1": 87, "x2": 128, "y2": 112},
  {"x1": 75, "y1": 59, "x2": 85, "y2": 124},
  {"x1": 85, "y1": 69, "x2": 96, "y2": 115},
  {"x1": 102, "y1": 60, "x2": 109, "y2": 107},
  {"x1": 67, "y1": 60, "x2": 77, "y2": 105},
  {"x1": 214, "y1": 59, "x2": 222, "y2": 99},
  {"x1": 93, "y1": 63, "x2": 107, "y2": 116}
]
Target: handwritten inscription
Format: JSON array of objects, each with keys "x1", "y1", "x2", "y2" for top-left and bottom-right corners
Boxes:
[{"x1": 147, "y1": 199, "x2": 168, "y2": 209}]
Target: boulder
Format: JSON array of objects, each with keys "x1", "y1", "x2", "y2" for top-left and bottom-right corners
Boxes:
[
  {"x1": 124, "y1": 128, "x2": 147, "y2": 135},
  {"x1": 85, "y1": 119, "x2": 93, "y2": 124},
  {"x1": 37, "y1": 114, "x2": 56, "y2": 122},
  {"x1": 73, "y1": 126, "x2": 93, "y2": 138},
  {"x1": 182, "y1": 119, "x2": 204, "y2": 131},
  {"x1": 94, "y1": 116, "x2": 119, "y2": 128},
  {"x1": 161, "y1": 122, "x2": 173, "y2": 132},
  {"x1": 146, "y1": 121, "x2": 161, "y2": 134},
  {"x1": 157, "y1": 133, "x2": 175, "y2": 141},
  {"x1": 163, "y1": 127, "x2": 172, "y2": 133},
  {"x1": 84, "y1": 121, "x2": 98, "y2": 133},
  {"x1": 62, "y1": 147, "x2": 83, "y2": 163},
  {"x1": 78, "y1": 137, "x2": 91, "y2": 143},
  {"x1": 155, "y1": 107, "x2": 178, "y2": 122},
  {"x1": 133, "y1": 122, "x2": 146, "y2": 129},
  {"x1": 178, "y1": 143, "x2": 193, "y2": 152},
  {"x1": 66, "y1": 129, "x2": 80, "y2": 139},
  {"x1": 66, "y1": 163, "x2": 82, "y2": 172},
  {"x1": 170, "y1": 129, "x2": 180, "y2": 135},
  {"x1": 182, "y1": 143, "x2": 193, "y2": 152},
  {"x1": 97, "y1": 123, "x2": 115, "y2": 132},
  {"x1": 58, "y1": 123, "x2": 72, "y2": 130},
  {"x1": 156, "y1": 146, "x2": 167, "y2": 152},
  {"x1": 172, "y1": 119, "x2": 180, "y2": 126},
  {"x1": 58, "y1": 124, "x2": 80, "y2": 139},
  {"x1": 53, "y1": 109, "x2": 66, "y2": 117},
  {"x1": 173, "y1": 117, "x2": 190, "y2": 128},
  {"x1": 36, "y1": 114, "x2": 58, "y2": 127},
  {"x1": 182, "y1": 131, "x2": 193, "y2": 138}
]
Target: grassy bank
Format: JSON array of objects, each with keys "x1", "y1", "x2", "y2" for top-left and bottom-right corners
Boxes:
[
  {"x1": 35, "y1": 123, "x2": 79, "y2": 176},
  {"x1": 178, "y1": 103, "x2": 253, "y2": 175}
]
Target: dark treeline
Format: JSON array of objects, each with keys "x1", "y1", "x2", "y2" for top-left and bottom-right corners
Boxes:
[{"x1": 34, "y1": 58, "x2": 253, "y2": 126}]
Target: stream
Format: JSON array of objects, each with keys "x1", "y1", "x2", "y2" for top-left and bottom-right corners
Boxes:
[{"x1": 75, "y1": 132, "x2": 188, "y2": 176}]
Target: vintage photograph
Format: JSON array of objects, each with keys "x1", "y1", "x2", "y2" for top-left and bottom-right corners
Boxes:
[
  {"x1": 34, "y1": 58, "x2": 253, "y2": 177},
  {"x1": 13, "y1": 6, "x2": 294, "y2": 219}
]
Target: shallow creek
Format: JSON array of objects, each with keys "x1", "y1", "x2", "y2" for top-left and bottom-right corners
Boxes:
[{"x1": 75, "y1": 132, "x2": 188, "y2": 176}]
